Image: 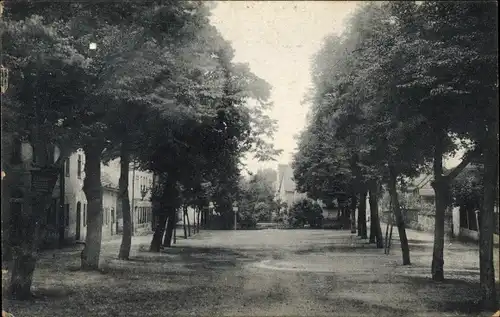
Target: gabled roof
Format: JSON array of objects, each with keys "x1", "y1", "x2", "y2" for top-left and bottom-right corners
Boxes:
[{"x1": 277, "y1": 164, "x2": 296, "y2": 192}]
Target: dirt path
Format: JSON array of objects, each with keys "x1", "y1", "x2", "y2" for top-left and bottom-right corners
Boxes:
[{"x1": 3, "y1": 229, "x2": 496, "y2": 317}]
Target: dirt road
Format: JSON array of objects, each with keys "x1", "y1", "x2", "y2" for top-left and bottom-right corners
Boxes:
[{"x1": 3, "y1": 228, "x2": 494, "y2": 317}]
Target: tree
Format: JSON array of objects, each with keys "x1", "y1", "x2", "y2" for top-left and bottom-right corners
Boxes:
[
  {"x1": 237, "y1": 171, "x2": 278, "y2": 228},
  {"x1": 134, "y1": 20, "x2": 280, "y2": 247},
  {"x1": 304, "y1": 0, "x2": 497, "y2": 307},
  {"x1": 389, "y1": 4, "x2": 497, "y2": 302},
  {"x1": 1, "y1": 8, "x2": 92, "y2": 298},
  {"x1": 1, "y1": 1, "x2": 237, "y2": 292},
  {"x1": 288, "y1": 199, "x2": 324, "y2": 228}
]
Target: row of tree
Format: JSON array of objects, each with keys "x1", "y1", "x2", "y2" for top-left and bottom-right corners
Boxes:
[
  {"x1": 1, "y1": 1, "x2": 280, "y2": 300},
  {"x1": 292, "y1": 2, "x2": 497, "y2": 310}
]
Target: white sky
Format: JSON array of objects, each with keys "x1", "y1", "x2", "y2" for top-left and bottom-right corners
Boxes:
[{"x1": 210, "y1": 1, "x2": 360, "y2": 174}]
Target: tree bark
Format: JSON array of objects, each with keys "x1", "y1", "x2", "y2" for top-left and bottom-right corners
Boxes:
[
  {"x1": 173, "y1": 210, "x2": 177, "y2": 244},
  {"x1": 196, "y1": 209, "x2": 201, "y2": 233},
  {"x1": 200, "y1": 208, "x2": 205, "y2": 228},
  {"x1": 186, "y1": 206, "x2": 191, "y2": 236},
  {"x1": 357, "y1": 202, "x2": 363, "y2": 237},
  {"x1": 192, "y1": 208, "x2": 197, "y2": 234},
  {"x1": 479, "y1": 116, "x2": 498, "y2": 310},
  {"x1": 368, "y1": 181, "x2": 384, "y2": 248},
  {"x1": 369, "y1": 213, "x2": 376, "y2": 243},
  {"x1": 388, "y1": 166, "x2": 411, "y2": 265},
  {"x1": 183, "y1": 206, "x2": 188, "y2": 239},
  {"x1": 7, "y1": 137, "x2": 67, "y2": 299},
  {"x1": 149, "y1": 214, "x2": 167, "y2": 252},
  {"x1": 431, "y1": 134, "x2": 447, "y2": 281},
  {"x1": 163, "y1": 211, "x2": 175, "y2": 247},
  {"x1": 118, "y1": 142, "x2": 132, "y2": 260},
  {"x1": 350, "y1": 194, "x2": 357, "y2": 234},
  {"x1": 81, "y1": 142, "x2": 105, "y2": 270},
  {"x1": 8, "y1": 183, "x2": 37, "y2": 300},
  {"x1": 359, "y1": 189, "x2": 368, "y2": 239}
]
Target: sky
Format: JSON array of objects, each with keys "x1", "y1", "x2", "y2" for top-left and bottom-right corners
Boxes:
[{"x1": 210, "y1": 1, "x2": 361, "y2": 175}]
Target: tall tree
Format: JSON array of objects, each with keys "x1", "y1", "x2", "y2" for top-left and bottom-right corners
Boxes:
[{"x1": 1, "y1": 8, "x2": 91, "y2": 298}]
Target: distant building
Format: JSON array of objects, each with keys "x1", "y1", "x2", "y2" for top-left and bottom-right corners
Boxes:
[
  {"x1": 275, "y1": 164, "x2": 307, "y2": 208},
  {"x1": 60, "y1": 152, "x2": 154, "y2": 244},
  {"x1": 1, "y1": 141, "x2": 154, "y2": 248}
]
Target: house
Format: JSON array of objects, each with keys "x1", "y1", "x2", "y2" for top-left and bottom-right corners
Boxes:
[
  {"x1": 48, "y1": 150, "x2": 154, "y2": 246},
  {"x1": 275, "y1": 164, "x2": 307, "y2": 208},
  {"x1": 400, "y1": 149, "x2": 499, "y2": 243},
  {"x1": 1, "y1": 141, "x2": 154, "y2": 248}
]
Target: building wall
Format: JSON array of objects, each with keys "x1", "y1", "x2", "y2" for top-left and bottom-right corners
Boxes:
[{"x1": 45, "y1": 150, "x2": 154, "y2": 245}]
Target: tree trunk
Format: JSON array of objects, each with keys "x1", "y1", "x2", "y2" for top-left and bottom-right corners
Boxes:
[
  {"x1": 173, "y1": 210, "x2": 177, "y2": 244},
  {"x1": 149, "y1": 214, "x2": 167, "y2": 252},
  {"x1": 197, "y1": 209, "x2": 201, "y2": 232},
  {"x1": 192, "y1": 208, "x2": 197, "y2": 234},
  {"x1": 58, "y1": 165, "x2": 65, "y2": 248},
  {"x1": 183, "y1": 206, "x2": 188, "y2": 239},
  {"x1": 388, "y1": 166, "x2": 411, "y2": 265},
  {"x1": 81, "y1": 142, "x2": 105, "y2": 270},
  {"x1": 200, "y1": 208, "x2": 205, "y2": 228},
  {"x1": 359, "y1": 189, "x2": 368, "y2": 239},
  {"x1": 9, "y1": 251, "x2": 37, "y2": 300},
  {"x1": 431, "y1": 135, "x2": 447, "y2": 281},
  {"x1": 8, "y1": 138, "x2": 66, "y2": 299},
  {"x1": 368, "y1": 181, "x2": 384, "y2": 248},
  {"x1": 344, "y1": 206, "x2": 351, "y2": 230},
  {"x1": 163, "y1": 211, "x2": 175, "y2": 247},
  {"x1": 479, "y1": 117, "x2": 498, "y2": 310},
  {"x1": 350, "y1": 194, "x2": 357, "y2": 234},
  {"x1": 186, "y1": 206, "x2": 191, "y2": 236},
  {"x1": 118, "y1": 142, "x2": 132, "y2": 260},
  {"x1": 369, "y1": 212, "x2": 376, "y2": 243},
  {"x1": 357, "y1": 202, "x2": 363, "y2": 237},
  {"x1": 8, "y1": 181, "x2": 37, "y2": 300}
]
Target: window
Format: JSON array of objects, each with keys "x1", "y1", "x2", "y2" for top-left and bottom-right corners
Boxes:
[
  {"x1": 83, "y1": 204, "x2": 87, "y2": 227},
  {"x1": 65, "y1": 158, "x2": 70, "y2": 177},
  {"x1": 77, "y1": 155, "x2": 82, "y2": 179},
  {"x1": 65, "y1": 204, "x2": 70, "y2": 227}
]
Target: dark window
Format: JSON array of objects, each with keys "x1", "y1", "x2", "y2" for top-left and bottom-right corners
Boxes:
[
  {"x1": 83, "y1": 204, "x2": 87, "y2": 227},
  {"x1": 65, "y1": 158, "x2": 70, "y2": 177},
  {"x1": 467, "y1": 208, "x2": 478, "y2": 231},
  {"x1": 459, "y1": 206, "x2": 468, "y2": 229},
  {"x1": 77, "y1": 155, "x2": 82, "y2": 179},
  {"x1": 65, "y1": 204, "x2": 70, "y2": 226}
]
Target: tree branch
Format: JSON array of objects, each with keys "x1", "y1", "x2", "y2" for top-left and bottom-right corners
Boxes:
[{"x1": 444, "y1": 148, "x2": 482, "y2": 181}]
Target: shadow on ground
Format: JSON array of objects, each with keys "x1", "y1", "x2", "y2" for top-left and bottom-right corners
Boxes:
[
  {"x1": 404, "y1": 275, "x2": 485, "y2": 314},
  {"x1": 294, "y1": 243, "x2": 384, "y2": 255}
]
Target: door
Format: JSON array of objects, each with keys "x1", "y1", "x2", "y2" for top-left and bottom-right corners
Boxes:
[{"x1": 75, "y1": 202, "x2": 81, "y2": 241}]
